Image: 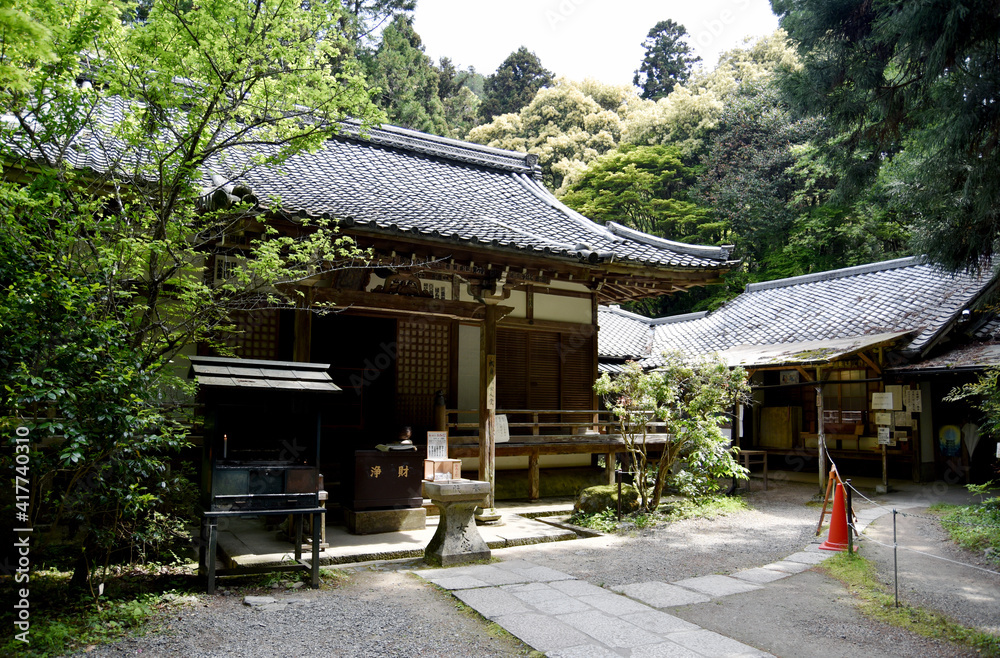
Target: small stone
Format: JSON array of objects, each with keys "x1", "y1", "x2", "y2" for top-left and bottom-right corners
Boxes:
[
  {"x1": 243, "y1": 596, "x2": 276, "y2": 607},
  {"x1": 289, "y1": 581, "x2": 305, "y2": 589}
]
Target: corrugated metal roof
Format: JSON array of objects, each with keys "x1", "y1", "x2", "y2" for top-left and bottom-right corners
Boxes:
[{"x1": 188, "y1": 356, "x2": 340, "y2": 392}]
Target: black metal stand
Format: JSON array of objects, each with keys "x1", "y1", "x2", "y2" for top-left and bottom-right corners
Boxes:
[{"x1": 199, "y1": 507, "x2": 326, "y2": 594}]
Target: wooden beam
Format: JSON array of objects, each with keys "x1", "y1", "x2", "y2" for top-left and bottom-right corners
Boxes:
[
  {"x1": 795, "y1": 366, "x2": 814, "y2": 381},
  {"x1": 857, "y1": 350, "x2": 882, "y2": 375},
  {"x1": 311, "y1": 288, "x2": 486, "y2": 321}
]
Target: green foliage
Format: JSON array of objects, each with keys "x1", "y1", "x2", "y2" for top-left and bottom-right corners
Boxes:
[
  {"x1": 934, "y1": 491, "x2": 1000, "y2": 566},
  {"x1": 568, "y1": 494, "x2": 746, "y2": 533},
  {"x1": 480, "y1": 46, "x2": 554, "y2": 121},
  {"x1": 633, "y1": 19, "x2": 700, "y2": 100},
  {"x1": 1, "y1": 0, "x2": 381, "y2": 589},
  {"x1": 568, "y1": 508, "x2": 620, "y2": 533},
  {"x1": 560, "y1": 144, "x2": 716, "y2": 244},
  {"x1": 469, "y1": 79, "x2": 631, "y2": 191},
  {"x1": 340, "y1": 0, "x2": 415, "y2": 47},
  {"x1": 364, "y1": 15, "x2": 448, "y2": 135},
  {"x1": 594, "y1": 355, "x2": 750, "y2": 512},
  {"x1": 0, "y1": 569, "x2": 198, "y2": 657},
  {"x1": 773, "y1": 0, "x2": 1000, "y2": 274}
]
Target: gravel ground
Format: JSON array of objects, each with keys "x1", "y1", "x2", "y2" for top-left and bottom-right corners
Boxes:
[
  {"x1": 84, "y1": 569, "x2": 532, "y2": 657},
  {"x1": 79, "y1": 478, "x2": 998, "y2": 657}
]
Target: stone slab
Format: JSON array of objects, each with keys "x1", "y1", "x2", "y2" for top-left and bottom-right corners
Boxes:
[
  {"x1": 453, "y1": 587, "x2": 530, "y2": 619},
  {"x1": 784, "y1": 550, "x2": 832, "y2": 565},
  {"x1": 621, "y1": 609, "x2": 700, "y2": 634},
  {"x1": 669, "y1": 629, "x2": 773, "y2": 657},
  {"x1": 557, "y1": 610, "x2": 664, "y2": 648},
  {"x1": 423, "y1": 575, "x2": 490, "y2": 590},
  {"x1": 547, "y1": 645, "x2": 622, "y2": 658},
  {"x1": 671, "y1": 575, "x2": 762, "y2": 598},
  {"x1": 731, "y1": 567, "x2": 792, "y2": 584},
  {"x1": 762, "y1": 560, "x2": 812, "y2": 574},
  {"x1": 577, "y1": 592, "x2": 657, "y2": 616},
  {"x1": 613, "y1": 581, "x2": 711, "y2": 607},
  {"x1": 492, "y1": 612, "x2": 592, "y2": 652},
  {"x1": 549, "y1": 579, "x2": 608, "y2": 598},
  {"x1": 639, "y1": 641, "x2": 705, "y2": 658},
  {"x1": 344, "y1": 507, "x2": 425, "y2": 534},
  {"x1": 442, "y1": 565, "x2": 530, "y2": 586}
]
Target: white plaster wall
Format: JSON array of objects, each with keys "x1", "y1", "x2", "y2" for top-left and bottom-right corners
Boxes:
[
  {"x1": 457, "y1": 324, "x2": 480, "y2": 425},
  {"x1": 534, "y1": 291, "x2": 591, "y2": 324}
]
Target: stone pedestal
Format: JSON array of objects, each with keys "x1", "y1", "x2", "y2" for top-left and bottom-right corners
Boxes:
[
  {"x1": 345, "y1": 507, "x2": 426, "y2": 535},
  {"x1": 423, "y1": 479, "x2": 491, "y2": 566}
]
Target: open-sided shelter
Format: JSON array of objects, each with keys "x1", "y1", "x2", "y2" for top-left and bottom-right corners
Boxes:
[{"x1": 598, "y1": 257, "x2": 999, "y2": 483}]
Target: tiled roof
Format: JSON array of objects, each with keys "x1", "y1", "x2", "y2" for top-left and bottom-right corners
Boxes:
[
  {"x1": 597, "y1": 306, "x2": 654, "y2": 360},
  {"x1": 595, "y1": 258, "x2": 994, "y2": 369},
  {"x1": 228, "y1": 122, "x2": 733, "y2": 270},
  {"x1": 3, "y1": 97, "x2": 733, "y2": 271}
]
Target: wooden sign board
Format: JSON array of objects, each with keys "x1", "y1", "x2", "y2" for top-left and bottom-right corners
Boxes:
[
  {"x1": 875, "y1": 412, "x2": 892, "y2": 426},
  {"x1": 426, "y1": 431, "x2": 449, "y2": 460}
]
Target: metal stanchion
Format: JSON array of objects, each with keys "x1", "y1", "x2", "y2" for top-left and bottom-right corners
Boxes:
[
  {"x1": 846, "y1": 479, "x2": 854, "y2": 555},
  {"x1": 893, "y1": 508, "x2": 899, "y2": 607}
]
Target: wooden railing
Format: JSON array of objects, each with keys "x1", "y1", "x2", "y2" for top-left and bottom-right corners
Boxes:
[
  {"x1": 444, "y1": 408, "x2": 667, "y2": 438},
  {"x1": 443, "y1": 408, "x2": 671, "y2": 500}
]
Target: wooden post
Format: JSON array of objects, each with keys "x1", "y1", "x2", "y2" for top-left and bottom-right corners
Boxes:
[
  {"x1": 528, "y1": 449, "x2": 540, "y2": 500},
  {"x1": 293, "y1": 288, "x2": 314, "y2": 362},
  {"x1": 478, "y1": 302, "x2": 499, "y2": 512},
  {"x1": 816, "y1": 375, "x2": 827, "y2": 495}
]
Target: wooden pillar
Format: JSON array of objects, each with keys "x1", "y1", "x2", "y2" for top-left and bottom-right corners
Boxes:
[
  {"x1": 815, "y1": 366, "x2": 826, "y2": 495},
  {"x1": 528, "y1": 449, "x2": 540, "y2": 500},
  {"x1": 478, "y1": 301, "x2": 499, "y2": 510},
  {"x1": 605, "y1": 450, "x2": 616, "y2": 485},
  {"x1": 293, "y1": 288, "x2": 314, "y2": 362}
]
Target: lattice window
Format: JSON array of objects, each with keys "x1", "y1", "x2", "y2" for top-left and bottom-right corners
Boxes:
[
  {"x1": 396, "y1": 319, "x2": 450, "y2": 428},
  {"x1": 222, "y1": 310, "x2": 279, "y2": 360}
]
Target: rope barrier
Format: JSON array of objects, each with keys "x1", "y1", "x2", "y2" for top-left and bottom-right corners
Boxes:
[
  {"x1": 849, "y1": 523, "x2": 1000, "y2": 577},
  {"x1": 843, "y1": 481, "x2": 1000, "y2": 530}
]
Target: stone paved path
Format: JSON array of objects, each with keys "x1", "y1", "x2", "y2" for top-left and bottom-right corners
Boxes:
[{"x1": 412, "y1": 501, "x2": 905, "y2": 656}]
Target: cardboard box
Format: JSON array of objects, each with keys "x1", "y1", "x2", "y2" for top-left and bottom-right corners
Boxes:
[{"x1": 423, "y1": 459, "x2": 461, "y2": 481}]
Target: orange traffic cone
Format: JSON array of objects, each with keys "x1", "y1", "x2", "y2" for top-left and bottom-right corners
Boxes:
[{"x1": 819, "y1": 482, "x2": 855, "y2": 552}]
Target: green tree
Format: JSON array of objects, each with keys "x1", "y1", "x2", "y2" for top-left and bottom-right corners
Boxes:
[
  {"x1": 771, "y1": 0, "x2": 1000, "y2": 273},
  {"x1": 480, "y1": 46, "x2": 554, "y2": 120},
  {"x1": 340, "y1": 0, "x2": 415, "y2": 46},
  {"x1": 469, "y1": 79, "x2": 632, "y2": 191},
  {"x1": 560, "y1": 144, "x2": 717, "y2": 243},
  {"x1": 436, "y1": 57, "x2": 483, "y2": 138},
  {"x1": 365, "y1": 15, "x2": 448, "y2": 134},
  {"x1": 633, "y1": 19, "x2": 701, "y2": 100},
  {"x1": 1, "y1": 0, "x2": 380, "y2": 587},
  {"x1": 594, "y1": 354, "x2": 749, "y2": 512}
]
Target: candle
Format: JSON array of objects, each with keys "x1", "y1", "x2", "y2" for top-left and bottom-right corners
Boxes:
[{"x1": 223, "y1": 433, "x2": 228, "y2": 459}]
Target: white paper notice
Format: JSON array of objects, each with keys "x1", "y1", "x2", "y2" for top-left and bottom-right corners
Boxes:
[
  {"x1": 903, "y1": 389, "x2": 922, "y2": 412},
  {"x1": 871, "y1": 392, "x2": 894, "y2": 410},
  {"x1": 426, "y1": 431, "x2": 449, "y2": 460},
  {"x1": 878, "y1": 426, "x2": 891, "y2": 445},
  {"x1": 875, "y1": 412, "x2": 893, "y2": 426},
  {"x1": 495, "y1": 414, "x2": 510, "y2": 443}
]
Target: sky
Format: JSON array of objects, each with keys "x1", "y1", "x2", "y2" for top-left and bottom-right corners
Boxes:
[{"x1": 412, "y1": 0, "x2": 782, "y2": 87}]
